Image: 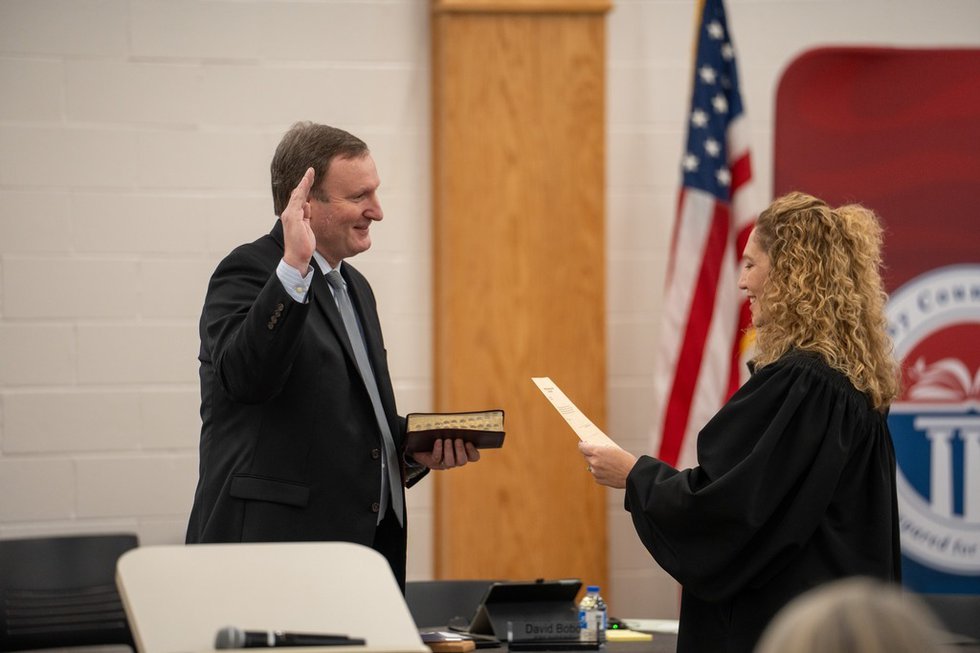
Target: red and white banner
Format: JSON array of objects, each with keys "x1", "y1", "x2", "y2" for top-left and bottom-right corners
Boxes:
[{"x1": 774, "y1": 47, "x2": 980, "y2": 593}]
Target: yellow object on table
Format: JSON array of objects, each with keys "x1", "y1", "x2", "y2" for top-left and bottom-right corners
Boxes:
[{"x1": 606, "y1": 629, "x2": 654, "y2": 642}]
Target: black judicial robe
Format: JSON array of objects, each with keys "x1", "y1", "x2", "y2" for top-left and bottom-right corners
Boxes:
[{"x1": 625, "y1": 351, "x2": 901, "y2": 653}]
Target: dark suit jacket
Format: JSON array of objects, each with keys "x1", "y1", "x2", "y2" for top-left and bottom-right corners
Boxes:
[{"x1": 186, "y1": 222, "x2": 421, "y2": 565}]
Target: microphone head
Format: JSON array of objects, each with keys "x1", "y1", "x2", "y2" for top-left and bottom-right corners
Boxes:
[{"x1": 215, "y1": 626, "x2": 245, "y2": 649}]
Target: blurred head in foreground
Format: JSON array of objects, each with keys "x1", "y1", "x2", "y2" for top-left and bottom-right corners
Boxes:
[{"x1": 754, "y1": 577, "x2": 947, "y2": 653}]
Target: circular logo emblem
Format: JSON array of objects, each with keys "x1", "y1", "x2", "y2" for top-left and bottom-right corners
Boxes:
[{"x1": 887, "y1": 264, "x2": 980, "y2": 574}]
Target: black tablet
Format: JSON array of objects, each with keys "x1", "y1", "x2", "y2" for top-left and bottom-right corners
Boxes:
[{"x1": 463, "y1": 579, "x2": 582, "y2": 640}]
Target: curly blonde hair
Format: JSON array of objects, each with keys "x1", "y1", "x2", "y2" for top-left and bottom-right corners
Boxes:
[{"x1": 752, "y1": 192, "x2": 899, "y2": 411}]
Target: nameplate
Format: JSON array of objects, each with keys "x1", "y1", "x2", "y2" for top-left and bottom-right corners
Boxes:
[{"x1": 505, "y1": 620, "x2": 581, "y2": 642}]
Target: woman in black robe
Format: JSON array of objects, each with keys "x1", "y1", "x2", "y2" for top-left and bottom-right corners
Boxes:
[{"x1": 580, "y1": 192, "x2": 902, "y2": 653}]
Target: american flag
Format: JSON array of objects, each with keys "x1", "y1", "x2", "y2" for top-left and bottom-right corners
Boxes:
[{"x1": 651, "y1": 0, "x2": 760, "y2": 469}]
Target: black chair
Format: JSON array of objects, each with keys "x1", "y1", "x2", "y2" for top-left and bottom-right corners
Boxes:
[
  {"x1": 0, "y1": 533, "x2": 139, "y2": 651},
  {"x1": 405, "y1": 579, "x2": 500, "y2": 629},
  {"x1": 919, "y1": 593, "x2": 980, "y2": 642}
]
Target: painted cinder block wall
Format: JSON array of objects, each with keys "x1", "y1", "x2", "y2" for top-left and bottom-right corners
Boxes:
[{"x1": 2, "y1": 0, "x2": 978, "y2": 618}]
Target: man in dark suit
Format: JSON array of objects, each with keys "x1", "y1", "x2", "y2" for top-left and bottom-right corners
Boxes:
[{"x1": 186, "y1": 122, "x2": 479, "y2": 588}]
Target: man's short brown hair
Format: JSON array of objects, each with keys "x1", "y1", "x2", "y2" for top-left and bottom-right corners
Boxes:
[{"x1": 270, "y1": 122, "x2": 368, "y2": 216}]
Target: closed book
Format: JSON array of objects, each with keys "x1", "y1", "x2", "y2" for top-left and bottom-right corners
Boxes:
[{"x1": 404, "y1": 410, "x2": 505, "y2": 454}]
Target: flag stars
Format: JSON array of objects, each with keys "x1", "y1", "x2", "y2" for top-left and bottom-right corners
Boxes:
[
  {"x1": 704, "y1": 138, "x2": 721, "y2": 157},
  {"x1": 682, "y1": 3, "x2": 745, "y2": 201},
  {"x1": 716, "y1": 167, "x2": 731, "y2": 186},
  {"x1": 712, "y1": 93, "x2": 729, "y2": 114}
]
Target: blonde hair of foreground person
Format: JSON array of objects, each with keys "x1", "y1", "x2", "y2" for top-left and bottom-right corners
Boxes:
[
  {"x1": 754, "y1": 577, "x2": 948, "y2": 653},
  {"x1": 751, "y1": 192, "x2": 899, "y2": 411}
]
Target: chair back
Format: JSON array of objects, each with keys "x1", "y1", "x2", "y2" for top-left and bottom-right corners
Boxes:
[
  {"x1": 0, "y1": 533, "x2": 139, "y2": 651},
  {"x1": 116, "y1": 542, "x2": 428, "y2": 653},
  {"x1": 919, "y1": 593, "x2": 980, "y2": 642}
]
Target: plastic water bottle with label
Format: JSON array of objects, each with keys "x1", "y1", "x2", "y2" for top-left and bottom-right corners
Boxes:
[{"x1": 578, "y1": 585, "x2": 607, "y2": 643}]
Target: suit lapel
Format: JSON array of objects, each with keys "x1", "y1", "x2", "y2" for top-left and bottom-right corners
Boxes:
[
  {"x1": 269, "y1": 221, "x2": 349, "y2": 351},
  {"x1": 310, "y1": 265, "x2": 359, "y2": 371}
]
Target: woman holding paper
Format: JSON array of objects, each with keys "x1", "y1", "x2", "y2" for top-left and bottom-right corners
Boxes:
[{"x1": 579, "y1": 192, "x2": 901, "y2": 653}]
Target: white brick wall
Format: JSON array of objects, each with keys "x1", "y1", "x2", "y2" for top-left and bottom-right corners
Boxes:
[
  {"x1": 0, "y1": 0, "x2": 435, "y2": 571},
  {"x1": 4, "y1": 391, "x2": 142, "y2": 453},
  {"x1": 0, "y1": 324, "x2": 76, "y2": 385},
  {"x1": 1, "y1": 0, "x2": 978, "y2": 615}
]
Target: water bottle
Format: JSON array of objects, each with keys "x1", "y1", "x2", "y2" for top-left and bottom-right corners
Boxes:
[
  {"x1": 578, "y1": 585, "x2": 607, "y2": 643},
  {"x1": 595, "y1": 591, "x2": 607, "y2": 642}
]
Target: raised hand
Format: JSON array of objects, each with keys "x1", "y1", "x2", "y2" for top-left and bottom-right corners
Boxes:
[{"x1": 280, "y1": 167, "x2": 316, "y2": 276}]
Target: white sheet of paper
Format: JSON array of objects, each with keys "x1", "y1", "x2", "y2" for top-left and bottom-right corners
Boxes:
[
  {"x1": 621, "y1": 618, "x2": 680, "y2": 634},
  {"x1": 531, "y1": 377, "x2": 616, "y2": 446}
]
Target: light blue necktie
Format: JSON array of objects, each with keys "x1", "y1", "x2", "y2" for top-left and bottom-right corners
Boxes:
[{"x1": 326, "y1": 269, "x2": 404, "y2": 526}]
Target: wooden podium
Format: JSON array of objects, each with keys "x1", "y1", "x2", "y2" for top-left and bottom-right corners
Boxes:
[{"x1": 115, "y1": 542, "x2": 428, "y2": 653}]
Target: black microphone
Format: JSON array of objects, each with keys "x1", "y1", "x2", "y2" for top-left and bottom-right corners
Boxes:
[{"x1": 214, "y1": 626, "x2": 366, "y2": 648}]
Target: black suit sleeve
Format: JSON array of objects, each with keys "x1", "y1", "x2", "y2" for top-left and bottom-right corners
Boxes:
[{"x1": 201, "y1": 246, "x2": 310, "y2": 404}]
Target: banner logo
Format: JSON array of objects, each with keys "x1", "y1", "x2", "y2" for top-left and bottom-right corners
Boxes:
[{"x1": 887, "y1": 265, "x2": 980, "y2": 574}]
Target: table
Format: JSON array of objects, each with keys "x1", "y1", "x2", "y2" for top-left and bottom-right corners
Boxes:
[{"x1": 480, "y1": 638, "x2": 677, "y2": 653}]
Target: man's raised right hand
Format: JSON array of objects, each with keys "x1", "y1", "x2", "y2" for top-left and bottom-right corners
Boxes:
[{"x1": 281, "y1": 167, "x2": 316, "y2": 276}]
